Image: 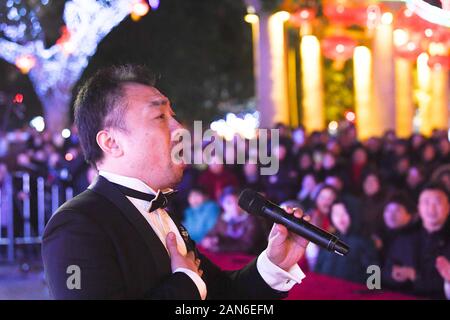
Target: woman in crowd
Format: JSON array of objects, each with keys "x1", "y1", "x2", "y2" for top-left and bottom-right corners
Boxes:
[
  {"x1": 314, "y1": 199, "x2": 379, "y2": 283},
  {"x1": 304, "y1": 184, "x2": 339, "y2": 269},
  {"x1": 359, "y1": 170, "x2": 389, "y2": 239},
  {"x1": 296, "y1": 173, "x2": 317, "y2": 212}
]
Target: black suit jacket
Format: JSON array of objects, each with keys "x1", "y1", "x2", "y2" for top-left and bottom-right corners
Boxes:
[{"x1": 42, "y1": 176, "x2": 287, "y2": 300}]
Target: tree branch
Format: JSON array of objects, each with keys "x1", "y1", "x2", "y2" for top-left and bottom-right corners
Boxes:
[{"x1": 0, "y1": 38, "x2": 32, "y2": 65}]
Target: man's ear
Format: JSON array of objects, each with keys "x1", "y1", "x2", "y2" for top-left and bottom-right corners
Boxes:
[{"x1": 96, "y1": 129, "x2": 124, "y2": 158}]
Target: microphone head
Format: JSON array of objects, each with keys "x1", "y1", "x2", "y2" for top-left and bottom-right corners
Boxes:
[
  {"x1": 333, "y1": 239, "x2": 350, "y2": 256},
  {"x1": 238, "y1": 189, "x2": 265, "y2": 214}
]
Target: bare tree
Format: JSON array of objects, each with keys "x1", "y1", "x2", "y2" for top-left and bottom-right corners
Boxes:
[{"x1": 0, "y1": 0, "x2": 139, "y2": 132}]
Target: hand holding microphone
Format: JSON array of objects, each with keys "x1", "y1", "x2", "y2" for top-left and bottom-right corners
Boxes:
[
  {"x1": 238, "y1": 189, "x2": 349, "y2": 262},
  {"x1": 265, "y1": 206, "x2": 311, "y2": 271}
]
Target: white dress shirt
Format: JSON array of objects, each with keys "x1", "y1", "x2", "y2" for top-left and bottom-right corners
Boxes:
[{"x1": 99, "y1": 170, "x2": 305, "y2": 299}]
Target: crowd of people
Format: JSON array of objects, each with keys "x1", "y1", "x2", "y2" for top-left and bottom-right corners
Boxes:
[{"x1": 0, "y1": 121, "x2": 449, "y2": 299}]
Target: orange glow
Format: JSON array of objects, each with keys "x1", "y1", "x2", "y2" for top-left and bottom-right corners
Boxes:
[
  {"x1": 15, "y1": 55, "x2": 36, "y2": 74},
  {"x1": 131, "y1": 1, "x2": 150, "y2": 21},
  {"x1": 65, "y1": 153, "x2": 74, "y2": 161}
]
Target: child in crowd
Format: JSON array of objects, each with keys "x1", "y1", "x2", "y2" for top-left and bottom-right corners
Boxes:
[
  {"x1": 182, "y1": 186, "x2": 220, "y2": 243},
  {"x1": 201, "y1": 186, "x2": 266, "y2": 254}
]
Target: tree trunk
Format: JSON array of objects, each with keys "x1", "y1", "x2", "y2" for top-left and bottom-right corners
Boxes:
[{"x1": 39, "y1": 86, "x2": 72, "y2": 135}]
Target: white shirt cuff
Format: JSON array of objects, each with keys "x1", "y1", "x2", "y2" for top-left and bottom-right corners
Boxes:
[
  {"x1": 256, "y1": 249, "x2": 306, "y2": 292},
  {"x1": 445, "y1": 281, "x2": 450, "y2": 300},
  {"x1": 174, "y1": 268, "x2": 207, "y2": 300}
]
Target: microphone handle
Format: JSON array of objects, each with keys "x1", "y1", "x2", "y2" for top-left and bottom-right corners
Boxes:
[{"x1": 262, "y1": 203, "x2": 340, "y2": 253}]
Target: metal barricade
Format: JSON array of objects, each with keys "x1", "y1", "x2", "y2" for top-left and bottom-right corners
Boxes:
[{"x1": 0, "y1": 172, "x2": 73, "y2": 261}]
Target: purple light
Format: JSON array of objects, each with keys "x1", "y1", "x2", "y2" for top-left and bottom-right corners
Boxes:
[{"x1": 149, "y1": 0, "x2": 160, "y2": 10}]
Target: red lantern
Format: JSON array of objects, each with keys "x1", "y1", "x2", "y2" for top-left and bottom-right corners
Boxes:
[
  {"x1": 395, "y1": 41, "x2": 423, "y2": 60},
  {"x1": 322, "y1": 35, "x2": 357, "y2": 61},
  {"x1": 290, "y1": 8, "x2": 316, "y2": 27},
  {"x1": 323, "y1": 4, "x2": 368, "y2": 27},
  {"x1": 428, "y1": 55, "x2": 450, "y2": 69}
]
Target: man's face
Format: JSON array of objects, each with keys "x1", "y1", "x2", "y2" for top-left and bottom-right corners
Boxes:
[
  {"x1": 383, "y1": 203, "x2": 411, "y2": 230},
  {"x1": 418, "y1": 190, "x2": 449, "y2": 232},
  {"x1": 115, "y1": 83, "x2": 184, "y2": 190}
]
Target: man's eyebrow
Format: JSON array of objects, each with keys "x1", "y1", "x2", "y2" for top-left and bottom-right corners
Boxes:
[{"x1": 148, "y1": 98, "x2": 170, "y2": 107}]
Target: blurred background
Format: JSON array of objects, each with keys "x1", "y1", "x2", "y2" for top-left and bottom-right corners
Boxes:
[{"x1": 0, "y1": 0, "x2": 449, "y2": 300}]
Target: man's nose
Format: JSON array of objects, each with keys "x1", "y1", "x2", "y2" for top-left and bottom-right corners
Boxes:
[{"x1": 170, "y1": 116, "x2": 184, "y2": 131}]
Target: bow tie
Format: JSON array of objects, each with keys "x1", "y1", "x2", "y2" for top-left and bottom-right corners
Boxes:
[{"x1": 111, "y1": 183, "x2": 177, "y2": 212}]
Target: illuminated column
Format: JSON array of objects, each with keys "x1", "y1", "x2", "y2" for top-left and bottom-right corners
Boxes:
[
  {"x1": 300, "y1": 35, "x2": 325, "y2": 133},
  {"x1": 287, "y1": 48, "x2": 299, "y2": 128},
  {"x1": 395, "y1": 58, "x2": 414, "y2": 138},
  {"x1": 373, "y1": 12, "x2": 396, "y2": 135},
  {"x1": 268, "y1": 11, "x2": 290, "y2": 126},
  {"x1": 354, "y1": 46, "x2": 377, "y2": 140},
  {"x1": 245, "y1": 11, "x2": 260, "y2": 101},
  {"x1": 416, "y1": 53, "x2": 432, "y2": 136},
  {"x1": 430, "y1": 65, "x2": 449, "y2": 132}
]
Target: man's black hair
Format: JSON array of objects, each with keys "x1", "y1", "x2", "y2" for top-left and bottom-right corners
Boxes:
[{"x1": 74, "y1": 64, "x2": 156, "y2": 167}]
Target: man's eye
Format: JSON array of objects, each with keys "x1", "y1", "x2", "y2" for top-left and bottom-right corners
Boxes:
[{"x1": 156, "y1": 114, "x2": 165, "y2": 120}]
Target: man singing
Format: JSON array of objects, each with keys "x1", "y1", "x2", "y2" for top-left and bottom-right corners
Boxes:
[{"x1": 42, "y1": 65, "x2": 309, "y2": 299}]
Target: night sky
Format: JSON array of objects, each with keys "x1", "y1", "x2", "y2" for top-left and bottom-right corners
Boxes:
[{"x1": 0, "y1": 0, "x2": 254, "y2": 130}]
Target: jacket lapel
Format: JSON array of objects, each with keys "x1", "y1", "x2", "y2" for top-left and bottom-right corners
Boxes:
[{"x1": 88, "y1": 175, "x2": 171, "y2": 274}]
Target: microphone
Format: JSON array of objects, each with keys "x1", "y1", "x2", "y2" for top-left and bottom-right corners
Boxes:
[{"x1": 238, "y1": 189, "x2": 349, "y2": 256}]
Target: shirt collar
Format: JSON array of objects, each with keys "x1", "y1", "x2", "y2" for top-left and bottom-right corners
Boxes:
[{"x1": 98, "y1": 170, "x2": 173, "y2": 212}]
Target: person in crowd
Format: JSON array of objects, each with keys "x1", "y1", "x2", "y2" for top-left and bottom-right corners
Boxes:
[
  {"x1": 314, "y1": 199, "x2": 379, "y2": 283},
  {"x1": 365, "y1": 137, "x2": 383, "y2": 167},
  {"x1": 382, "y1": 183, "x2": 450, "y2": 299},
  {"x1": 420, "y1": 142, "x2": 439, "y2": 177},
  {"x1": 374, "y1": 192, "x2": 416, "y2": 260},
  {"x1": 263, "y1": 143, "x2": 298, "y2": 203},
  {"x1": 348, "y1": 147, "x2": 370, "y2": 194},
  {"x1": 359, "y1": 170, "x2": 389, "y2": 239},
  {"x1": 431, "y1": 165, "x2": 450, "y2": 195},
  {"x1": 409, "y1": 133, "x2": 425, "y2": 157},
  {"x1": 197, "y1": 155, "x2": 239, "y2": 200},
  {"x1": 316, "y1": 151, "x2": 339, "y2": 181},
  {"x1": 405, "y1": 165, "x2": 426, "y2": 205},
  {"x1": 297, "y1": 173, "x2": 317, "y2": 212},
  {"x1": 388, "y1": 155, "x2": 410, "y2": 190},
  {"x1": 305, "y1": 184, "x2": 338, "y2": 269},
  {"x1": 240, "y1": 163, "x2": 264, "y2": 193},
  {"x1": 436, "y1": 137, "x2": 450, "y2": 164},
  {"x1": 291, "y1": 126, "x2": 306, "y2": 157},
  {"x1": 295, "y1": 151, "x2": 314, "y2": 182},
  {"x1": 182, "y1": 186, "x2": 220, "y2": 243},
  {"x1": 308, "y1": 184, "x2": 339, "y2": 231},
  {"x1": 201, "y1": 186, "x2": 266, "y2": 254}
]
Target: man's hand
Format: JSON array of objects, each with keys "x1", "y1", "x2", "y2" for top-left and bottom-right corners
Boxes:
[
  {"x1": 166, "y1": 232, "x2": 203, "y2": 277},
  {"x1": 266, "y1": 207, "x2": 309, "y2": 271},
  {"x1": 392, "y1": 265, "x2": 416, "y2": 282},
  {"x1": 436, "y1": 256, "x2": 450, "y2": 282}
]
